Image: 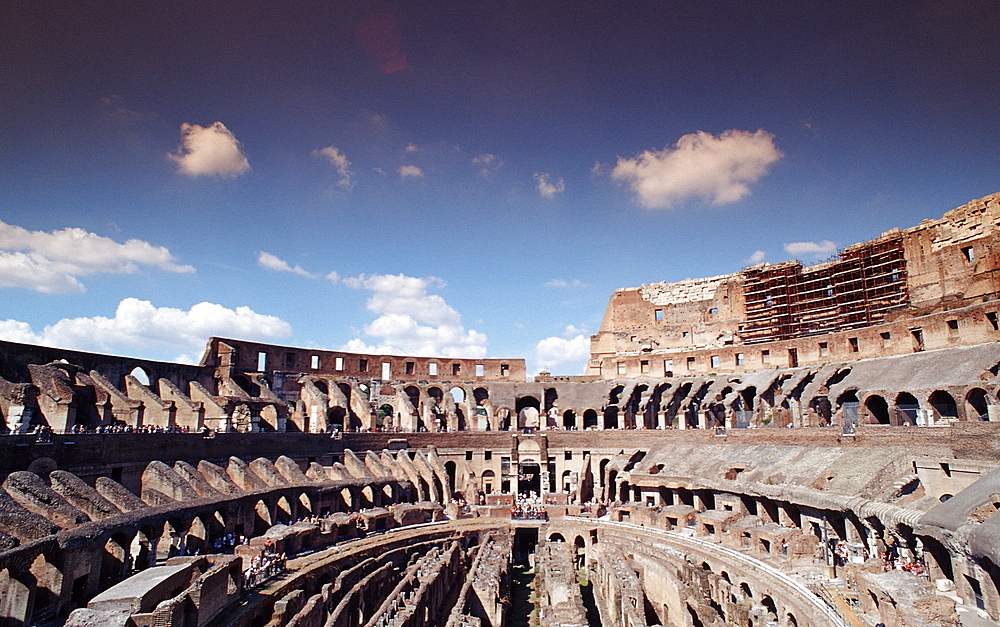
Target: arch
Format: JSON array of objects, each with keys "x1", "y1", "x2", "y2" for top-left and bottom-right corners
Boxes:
[
  {"x1": 807, "y1": 396, "x2": 832, "y2": 426},
  {"x1": 583, "y1": 409, "x2": 599, "y2": 429},
  {"x1": 377, "y1": 404, "x2": 393, "y2": 430},
  {"x1": 895, "y1": 392, "x2": 920, "y2": 425},
  {"x1": 129, "y1": 366, "x2": 150, "y2": 386},
  {"x1": 131, "y1": 527, "x2": 154, "y2": 571},
  {"x1": 562, "y1": 410, "x2": 577, "y2": 429},
  {"x1": 562, "y1": 469, "x2": 573, "y2": 492},
  {"x1": 276, "y1": 496, "x2": 293, "y2": 524},
  {"x1": 599, "y1": 458, "x2": 611, "y2": 488},
  {"x1": 836, "y1": 389, "x2": 859, "y2": 405},
  {"x1": 603, "y1": 406, "x2": 619, "y2": 430},
  {"x1": 361, "y1": 485, "x2": 375, "y2": 508},
  {"x1": 481, "y1": 469, "x2": 495, "y2": 494},
  {"x1": 187, "y1": 516, "x2": 208, "y2": 550},
  {"x1": 967, "y1": 388, "x2": 990, "y2": 421},
  {"x1": 340, "y1": 487, "x2": 354, "y2": 511},
  {"x1": 449, "y1": 386, "x2": 466, "y2": 403},
  {"x1": 444, "y1": 460, "x2": 457, "y2": 498},
  {"x1": 101, "y1": 533, "x2": 130, "y2": 587},
  {"x1": 254, "y1": 500, "x2": 272, "y2": 535},
  {"x1": 548, "y1": 533, "x2": 566, "y2": 542},
  {"x1": 864, "y1": 394, "x2": 890, "y2": 424},
  {"x1": 298, "y1": 492, "x2": 313, "y2": 516},
  {"x1": 929, "y1": 390, "x2": 959, "y2": 421}
]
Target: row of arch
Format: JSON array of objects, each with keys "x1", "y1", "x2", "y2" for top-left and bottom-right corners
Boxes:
[{"x1": 0, "y1": 477, "x2": 413, "y2": 625}]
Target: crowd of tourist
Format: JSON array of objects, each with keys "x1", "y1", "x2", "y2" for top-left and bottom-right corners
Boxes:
[
  {"x1": 243, "y1": 540, "x2": 287, "y2": 588},
  {"x1": 509, "y1": 493, "x2": 550, "y2": 520}
]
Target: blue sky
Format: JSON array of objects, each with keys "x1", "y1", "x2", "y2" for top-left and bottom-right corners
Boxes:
[{"x1": 1, "y1": 1, "x2": 998, "y2": 374}]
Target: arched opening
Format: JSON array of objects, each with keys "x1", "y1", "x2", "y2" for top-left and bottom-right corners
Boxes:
[
  {"x1": 129, "y1": 366, "x2": 150, "y2": 386},
  {"x1": 275, "y1": 496, "x2": 293, "y2": 524},
  {"x1": 562, "y1": 469, "x2": 573, "y2": 493},
  {"x1": 298, "y1": 493, "x2": 313, "y2": 516},
  {"x1": 518, "y1": 460, "x2": 541, "y2": 496},
  {"x1": 549, "y1": 533, "x2": 565, "y2": 542},
  {"x1": 583, "y1": 409, "x2": 599, "y2": 429},
  {"x1": 865, "y1": 395, "x2": 890, "y2": 424},
  {"x1": 450, "y1": 386, "x2": 465, "y2": 403},
  {"x1": 131, "y1": 528, "x2": 154, "y2": 571},
  {"x1": 340, "y1": 488, "x2": 354, "y2": 511},
  {"x1": 807, "y1": 396, "x2": 832, "y2": 426},
  {"x1": 967, "y1": 388, "x2": 990, "y2": 421},
  {"x1": 603, "y1": 406, "x2": 619, "y2": 429},
  {"x1": 361, "y1": 485, "x2": 375, "y2": 508},
  {"x1": 444, "y1": 461, "x2": 457, "y2": 498},
  {"x1": 101, "y1": 534, "x2": 130, "y2": 587},
  {"x1": 929, "y1": 390, "x2": 958, "y2": 421},
  {"x1": 894, "y1": 392, "x2": 920, "y2": 425},
  {"x1": 377, "y1": 404, "x2": 393, "y2": 430},
  {"x1": 516, "y1": 396, "x2": 541, "y2": 431},
  {"x1": 253, "y1": 500, "x2": 272, "y2": 536},
  {"x1": 481, "y1": 470, "x2": 495, "y2": 494},
  {"x1": 186, "y1": 516, "x2": 208, "y2": 551},
  {"x1": 760, "y1": 595, "x2": 778, "y2": 624},
  {"x1": 562, "y1": 410, "x2": 577, "y2": 429}
]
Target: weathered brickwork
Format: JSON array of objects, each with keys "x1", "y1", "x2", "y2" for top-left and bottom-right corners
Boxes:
[{"x1": 589, "y1": 193, "x2": 1000, "y2": 377}]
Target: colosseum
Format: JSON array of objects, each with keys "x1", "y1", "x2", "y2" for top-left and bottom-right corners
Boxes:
[{"x1": 2, "y1": 193, "x2": 1000, "y2": 627}]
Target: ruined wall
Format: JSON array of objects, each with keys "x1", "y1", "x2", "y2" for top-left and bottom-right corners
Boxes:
[
  {"x1": 589, "y1": 193, "x2": 1000, "y2": 378},
  {"x1": 202, "y1": 337, "x2": 526, "y2": 383}
]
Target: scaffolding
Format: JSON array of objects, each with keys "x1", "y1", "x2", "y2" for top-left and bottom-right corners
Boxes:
[{"x1": 742, "y1": 234, "x2": 908, "y2": 344}]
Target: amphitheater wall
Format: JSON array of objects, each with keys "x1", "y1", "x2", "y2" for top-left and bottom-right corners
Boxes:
[{"x1": 596, "y1": 300, "x2": 1000, "y2": 378}]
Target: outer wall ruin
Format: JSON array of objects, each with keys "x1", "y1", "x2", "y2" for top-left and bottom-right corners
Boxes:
[{"x1": 589, "y1": 193, "x2": 1000, "y2": 378}]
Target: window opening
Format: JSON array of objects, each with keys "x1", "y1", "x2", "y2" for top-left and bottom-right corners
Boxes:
[{"x1": 311, "y1": 355, "x2": 320, "y2": 369}]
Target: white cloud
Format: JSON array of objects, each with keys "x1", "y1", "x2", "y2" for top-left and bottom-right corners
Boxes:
[
  {"x1": 0, "y1": 298, "x2": 290, "y2": 360},
  {"x1": 167, "y1": 121, "x2": 250, "y2": 177},
  {"x1": 563, "y1": 324, "x2": 589, "y2": 336},
  {"x1": 0, "y1": 220, "x2": 194, "y2": 293},
  {"x1": 745, "y1": 250, "x2": 767, "y2": 264},
  {"x1": 325, "y1": 270, "x2": 341, "y2": 283},
  {"x1": 341, "y1": 273, "x2": 487, "y2": 358},
  {"x1": 545, "y1": 278, "x2": 587, "y2": 289},
  {"x1": 404, "y1": 143, "x2": 419, "y2": 153},
  {"x1": 312, "y1": 145, "x2": 354, "y2": 189},
  {"x1": 398, "y1": 165, "x2": 424, "y2": 178},
  {"x1": 257, "y1": 252, "x2": 314, "y2": 278},
  {"x1": 472, "y1": 153, "x2": 502, "y2": 177},
  {"x1": 783, "y1": 240, "x2": 837, "y2": 257},
  {"x1": 534, "y1": 172, "x2": 565, "y2": 198},
  {"x1": 610, "y1": 129, "x2": 782, "y2": 208},
  {"x1": 534, "y1": 333, "x2": 590, "y2": 374}
]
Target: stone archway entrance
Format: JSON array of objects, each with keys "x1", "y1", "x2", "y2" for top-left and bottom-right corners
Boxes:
[{"x1": 518, "y1": 461, "x2": 541, "y2": 496}]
